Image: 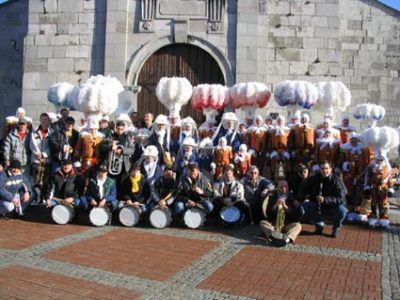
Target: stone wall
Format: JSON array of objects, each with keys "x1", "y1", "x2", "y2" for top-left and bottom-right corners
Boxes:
[
  {"x1": 261, "y1": 0, "x2": 400, "y2": 128},
  {"x1": 0, "y1": 0, "x2": 28, "y2": 137},
  {"x1": 21, "y1": 0, "x2": 106, "y2": 125}
]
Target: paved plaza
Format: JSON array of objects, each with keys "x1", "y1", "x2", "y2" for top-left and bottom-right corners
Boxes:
[{"x1": 0, "y1": 202, "x2": 399, "y2": 300}]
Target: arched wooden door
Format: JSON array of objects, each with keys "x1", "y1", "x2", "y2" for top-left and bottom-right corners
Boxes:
[{"x1": 137, "y1": 44, "x2": 225, "y2": 123}]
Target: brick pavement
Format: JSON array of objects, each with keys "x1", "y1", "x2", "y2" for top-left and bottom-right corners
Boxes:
[
  {"x1": 198, "y1": 247, "x2": 381, "y2": 300},
  {"x1": 0, "y1": 205, "x2": 398, "y2": 300},
  {"x1": 0, "y1": 266, "x2": 141, "y2": 300}
]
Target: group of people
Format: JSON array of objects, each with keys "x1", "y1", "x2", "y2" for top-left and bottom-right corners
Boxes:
[{"x1": 0, "y1": 106, "x2": 394, "y2": 247}]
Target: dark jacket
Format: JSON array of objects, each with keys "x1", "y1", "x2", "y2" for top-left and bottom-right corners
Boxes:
[
  {"x1": 0, "y1": 170, "x2": 31, "y2": 202},
  {"x1": 265, "y1": 191, "x2": 304, "y2": 224},
  {"x1": 177, "y1": 174, "x2": 213, "y2": 203},
  {"x1": 48, "y1": 129, "x2": 79, "y2": 161},
  {"x1": 298, "y1": 173, "x2": 346, "y2": 207},
  {"x1": 119, "y1": 173, "x2": 150, "y2": 203},
  {"x1": 212, "y1": 127, "x2": 241, "y2": 152},
  {"x1": 43, "y1": 169, "x2": 83, "y2": 200},
  {"x1": 152, "y1": 176, "x2": 179, "y2": 203},
  {"x1": 287, "y1": 172, "x2": 308, "y2": 200},
  {"x1": 148, "y1": 133, "x2": 170, "y2": 165},
  {"x1": 85, "y1": 176, "x2": 117, "y2": 204},
  {"x1": 241, "y1": 176, "x2": 275, "y2": 204},
  {"x1": 100, "y1": 132, "x2": 136, "y2": 173}
]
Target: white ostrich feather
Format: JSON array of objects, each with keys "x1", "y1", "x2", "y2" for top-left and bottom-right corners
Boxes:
[{"x1": 47, "y1": 82, "x2": 75, "y2": 107}]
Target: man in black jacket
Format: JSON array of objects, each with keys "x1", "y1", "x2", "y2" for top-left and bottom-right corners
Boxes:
[
  {"x1": 298, "y1": 160, "x2": 347, "y2": 238},
  {"x1": 175, "y1": 162, "x2": 214, "y2": 216},
  {"x1": 48, "y1": 117, "x2": 79, "y2": 173},
  {"x1": 43, "y1": 159, "x2": 84, "y2": 209}
]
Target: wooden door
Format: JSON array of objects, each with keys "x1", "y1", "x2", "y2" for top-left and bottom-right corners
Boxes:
[{"x1": 137, "y1": 44, "x2": 225, "y2": 123}]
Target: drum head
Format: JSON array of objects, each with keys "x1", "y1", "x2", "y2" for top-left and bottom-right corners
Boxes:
[
  {"x1": 184, "y1": 208, "x2": 205, "y2": 229},
  {"x1": 119, "y1": 206, "x2": 140, "y2": 227},
  {"x1": 90, "y1": 207, "x2": 110, "y2": 227},
  {"x1": 150, "y1": 208, "x2": 171, "y2": 229},
  {"x1": 220, "y1": 206, "x2": 241, "y2": 223},
  {"x1": 52, "y1": 205, "x2": 72, "y2": 225}
]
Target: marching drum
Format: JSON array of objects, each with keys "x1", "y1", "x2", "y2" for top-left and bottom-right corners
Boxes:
[
  {"x1": 219, "y1": 206, "x2": 241, "y2": 224},
  {"x1": 183, "y1": 207, "x2": 205, "y2": 229},
  {"x1": 52, "y1": 204, "x2": 75, "y2": 225},
  {"x1": 149, "y1": 206, "x2": 172, "y2": 229},
  {"x1": 90, "y1": 207, "x2": 111, "y2": 227},
  {"x1": 119, "y1": 206, "x2": 142, "y2": 227}
]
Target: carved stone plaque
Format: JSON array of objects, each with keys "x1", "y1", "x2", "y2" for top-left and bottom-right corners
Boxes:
[{"x1": 156, "y1": 0, "x2": 208, "y2": 19}]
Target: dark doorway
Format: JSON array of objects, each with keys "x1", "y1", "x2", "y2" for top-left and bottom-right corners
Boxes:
[{"x1": 137, "y1": 43, "x2": 225, "y2": 123}]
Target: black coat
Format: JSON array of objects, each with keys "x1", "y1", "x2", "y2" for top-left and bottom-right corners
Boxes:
[
  {"x1": 177, "y1": 174, "x2": 213, "y2": 203},
  {"x1": 100, "y1": 133, "x2": 135, "y2": 173},
  {"x1": 43, "y1": 169, "x2": 84, "y2": 200},
  {"x1": 119, "y1": 173, "x2": 150, "y2": 203},
  {"x1": 152, "y1": 176, "x2": 179, "y2": 203},
  {"x1": 266, "y1": 191, "x2": 303, "y2": 224},
  {"x1": 48, "y1": 129, "x2": 79, "y2": 161},
  {"x1": 298, "y1": 173, "x2": 347, "y2": 207}
]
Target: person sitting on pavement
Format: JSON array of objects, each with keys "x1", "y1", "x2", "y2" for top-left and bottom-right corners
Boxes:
[
  {"x1": 42, "y1": 159, "x2": 84, "y2": 209},
  {"x1": 81, "y1": 163, "x2": 118, "y2": 213},
  {"x1": 0, "y1": 160, "x2": 32, "y2": 219},
  {"x1": 241, "y1": 165, "x2": 275, "y2": 224},
  {"x1": 259, "y1": 180, "x2": 304, "y2": 247},
  {"x1": 298, "y1": 160, "x2": 347, "y2": 238},
  {"x1": 175, "y1": 162, "x2": 214, "y2": 218}
]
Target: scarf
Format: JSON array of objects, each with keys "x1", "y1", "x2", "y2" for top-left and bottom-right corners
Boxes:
[{"x1": 130, "y1": 174, "x2": 142, "y2": 193}]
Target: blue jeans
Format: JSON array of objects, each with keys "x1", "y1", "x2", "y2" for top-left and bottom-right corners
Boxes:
[
  {"x1": 50, "y1": 198, "x2": 83, "y2": 208},
  {"x1": 80, "y1": 196, "x2": 119, "y2": 212},
  {"x1": 0, "y1": 196, "x2": 33, "y2": 215},
  {"x1": 174, "y1": 199, "x2": 214, "y2": 216},
  {"x1": 302, "y1": 201, "x2": 348, "y2": 229}
]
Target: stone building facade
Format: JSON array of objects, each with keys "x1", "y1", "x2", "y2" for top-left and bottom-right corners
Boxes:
[{"x1": 0, "y1": 0, "x2": 399, "y2": 134}]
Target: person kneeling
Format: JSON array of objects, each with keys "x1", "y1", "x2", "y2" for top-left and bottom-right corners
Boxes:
[
  {"x1": 175, "y1": 162, "x2": 214, "y2": 218},
  {"x1": 0, "y1": 160, "x2": 32, "y2": 218},
  {"x1": 259, "y1": 180, "x2": 304, "y2": 247},
  {"x1": 119, "y1": 165, "x2": 150, "y2": 214},
  {"x1": 82, "y1": 164, "x2": 118, "y2": 212},
  {"x1": 43, "y1": 159, "x2": 83, "y2": 210}
]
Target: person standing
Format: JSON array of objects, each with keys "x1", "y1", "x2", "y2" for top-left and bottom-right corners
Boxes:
[{"x1": 3, "y1": 118, "x2": 31, "y2": 178}]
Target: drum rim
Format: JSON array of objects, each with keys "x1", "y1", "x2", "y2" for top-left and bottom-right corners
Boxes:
[
  {"x1": 220, "y1": 206, "x2": 241, "y2": 223},
  {"x1": 149, "y1": 208, "x2": 172, "y2": 228},
  {"x1": 183, "y1": 207, "x2": 205, "y2": 228},
  {"x1": 119, "y1": 206, "x2": 140, "y2": 227},
  {"x1": 52, "y1": 204, "x2": 73, "y2": 225},
  {"x1": 90, "y1": 207, "x2": 110, "y2": 226}
]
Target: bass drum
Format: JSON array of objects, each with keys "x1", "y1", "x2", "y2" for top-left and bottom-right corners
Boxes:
[
  {"x1": 119, "y1": 206, "x2": 142, "y2": 227},
  {"x1": 149, "y1": 206, "x2": 172, "y2": 229},
  {"x1": 52, "y1": 204, "x2": 75, "y2": 225},
  {"x1": 219, "y1": 206, "x2": 241, "y2": 224},
  {"x1": 183, "y1": 207, "x2": 205, "y2": 229},
  {"x1": 90, "y1": 207, "x2": 111, "y2": 227}
]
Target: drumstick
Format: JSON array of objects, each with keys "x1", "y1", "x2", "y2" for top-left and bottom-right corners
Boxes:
[{"x1": 247, "y1": 204, "x2": 254, "y2": 225}]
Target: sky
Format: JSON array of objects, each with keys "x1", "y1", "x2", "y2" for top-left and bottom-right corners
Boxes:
[{"x1": 0, "y1": 0, "x2": 398, "y2": 11}]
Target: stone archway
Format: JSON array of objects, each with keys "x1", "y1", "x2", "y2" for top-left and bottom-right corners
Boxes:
[
  {"x1": 125, "y1": 35, "x2": 234, "y2": 120},
  {"x1": 134, "y1": 43, "x2": 225, "y2": 121}
]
